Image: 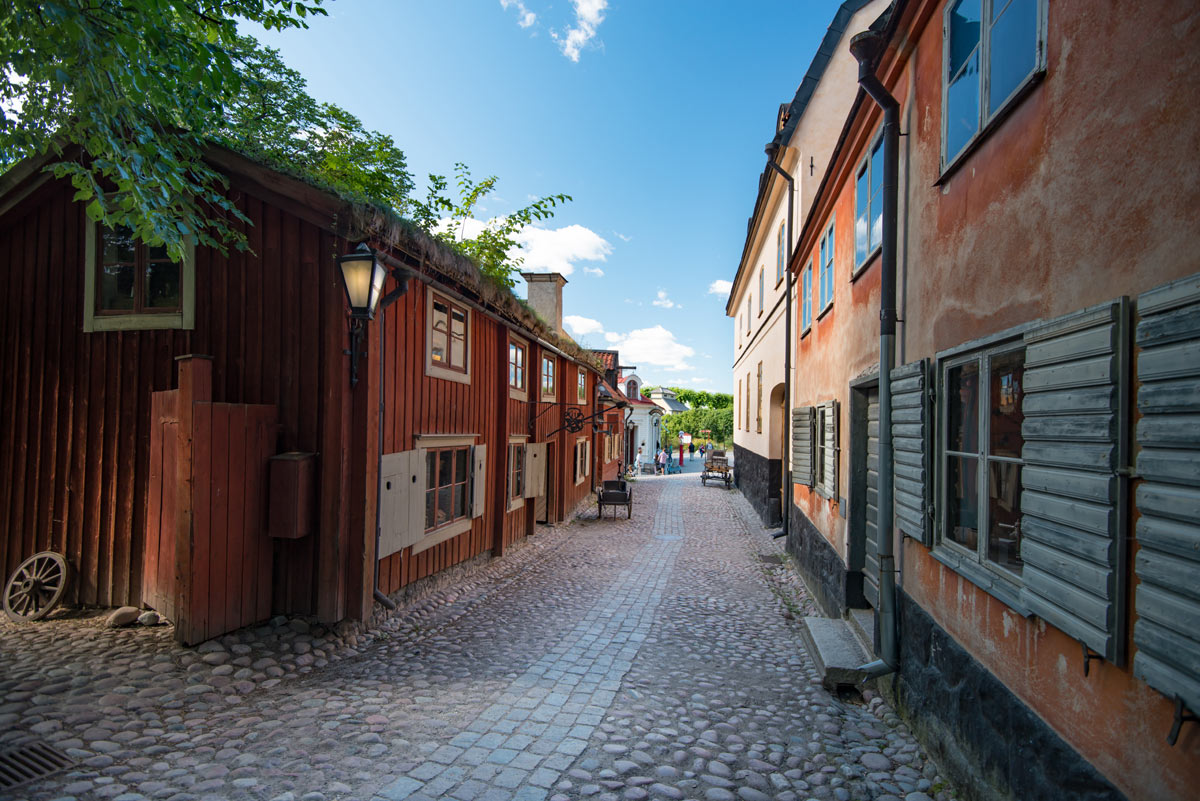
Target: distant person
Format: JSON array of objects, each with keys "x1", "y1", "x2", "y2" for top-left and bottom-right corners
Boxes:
[
  {"x1": 656, "y1": 448, "x2": 667, "y2": 474},
  {"x1": 688, "y1": 442, "x2": 695, "y2": 461}
]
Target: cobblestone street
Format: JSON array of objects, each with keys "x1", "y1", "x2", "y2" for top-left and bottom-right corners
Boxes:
[{"x1": 1, "y1": 473, "x2": 956, "y2": 801}]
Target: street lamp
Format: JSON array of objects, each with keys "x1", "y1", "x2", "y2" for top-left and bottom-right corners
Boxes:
[{"x1": 338, "y1": 244, "x2": 388, "y2": 386}]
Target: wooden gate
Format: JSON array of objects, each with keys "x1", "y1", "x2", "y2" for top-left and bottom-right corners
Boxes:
[{"x1": 143, "y1": 356, "x2": 279, "y2": 645}]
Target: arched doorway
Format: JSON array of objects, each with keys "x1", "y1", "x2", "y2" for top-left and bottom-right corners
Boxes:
[{"x1": 768, "y1": 383, "x2": 786, "y2": 526}]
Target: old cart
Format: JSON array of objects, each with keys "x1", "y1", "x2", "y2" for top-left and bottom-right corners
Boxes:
[{"x1": 701, "y1": 450, "x2": 733, "y2": 488}]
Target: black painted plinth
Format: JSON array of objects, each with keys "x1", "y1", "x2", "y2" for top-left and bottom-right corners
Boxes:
[
  {"x1": 733, "y1": 444, "x2": 781, "y2": 527},
  {"x1": 890, "y1": 591, "x2": 1128, "y2": 801},
  {"x1": 784, "y1": 502, "x2": 849, "y2": 618}
]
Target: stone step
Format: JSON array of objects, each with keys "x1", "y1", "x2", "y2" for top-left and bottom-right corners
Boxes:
[
  {"x1": 798, "y1": 616, "x2": 873, "y2": 690},
  {"x1": 846, "y1": 606, "x2": 876, "y2": 654}
]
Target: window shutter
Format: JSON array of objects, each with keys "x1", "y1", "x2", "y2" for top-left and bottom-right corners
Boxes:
[
  {"x1": 822, "y1": 400, "x2": 840, "y2": 498},
  {"x1": 379, "y1": 449, "x2": 425, "y2": 557},
  {"x1": 1019, "y1": 299, "x2": 1130, "y2": 664},
  {"x1": 1131, "y1": 274, "x2": 1200, "y2": 713},
  {"x1": 471, "y1": 444, "x2": 487, "y2": 519},
  {"x1": 792, "y1": 406, "x2": 814, "y2": 486},
  {"x1": 525, "y1": 442, "x2": 546, "y2": 498},
  {"x1": 891, "y1": 360, "x2": 931, "y2": 545}
]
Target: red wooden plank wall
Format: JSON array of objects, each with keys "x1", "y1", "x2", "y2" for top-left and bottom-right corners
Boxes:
[{"x1": 0, "y1": 180, "x2": 352, "y2": 613}]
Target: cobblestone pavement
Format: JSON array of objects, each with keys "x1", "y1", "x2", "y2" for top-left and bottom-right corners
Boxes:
[{"x1": 0, "y1": 473, "x2": 957, "y2": 801}]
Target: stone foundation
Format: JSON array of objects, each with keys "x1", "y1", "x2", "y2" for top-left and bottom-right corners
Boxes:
[
  {"x1": 784, "y1": 502, "x2": 849, "y2": 618},
  {"x1": 733, "y1": 444, "x2": 781, "y2": 527}
]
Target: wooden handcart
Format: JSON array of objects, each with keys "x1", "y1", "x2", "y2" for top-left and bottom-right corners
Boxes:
[{"x1": 701, "y1": 450, "x2": 733, "y2": 488}]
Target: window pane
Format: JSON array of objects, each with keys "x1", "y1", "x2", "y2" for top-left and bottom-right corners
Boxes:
[
  {"x1": 451, "y1": 307, "x2": 467, "y2": 368},
  {"x1": 947, "y1": 361, "x2": 980, "y2": 453},
  {"x1": 454, "y1": 483, "x2": 467, "y2": 519},
  {"x1": 102, "y1": 227, "x2": 136, "y2": 264},
  {"x1": 438, "y1": 450, "x2": 453, "y2": 488},
  {"x1": 856, "y1": 167, "x2": 869, "y2": 264},
  {"x1": 455, "y1": 448, "x2": 468, "y2": 483},
  {"x1": 100, "y1": 263, "x2": 136, "y2": 310},
  {"x1": 987, "y1": 461, "x2": 1023, "y2": 573},
  {"x1": 145, "y1": 261, "x2": 181, "y2": 309},
  {"x1": 425, "y1": 489, "x2": 437, "y2": 530},
  {"x1": 946, "y1": 50, "x2": 980, "y2": 160},
  {"x1": 946, "y1": 453, "x2": 979, "y2": 549},
  {"x1": 948, "y1": 0, "x2": 982, "y2": 77},
  {"x1": 988, "y1": 0, "x2": 1037, "y2": 114},
  {"x1": 438, "y1": 486, "x2": 453, "y2": 526},
  {"x1": 869, "y1": 142, "x2": 884, "y2": 251},
  {"x1": 426, "y1": 452, "x2": 436, "y2": 489},
  {"x1": 989, "y1": 350, "x2": 1025, "y2": 458}
]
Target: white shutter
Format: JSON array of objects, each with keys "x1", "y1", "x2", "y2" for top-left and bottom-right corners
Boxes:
[
  {"x1": 379, "y1": 449, "x2": 425, "y2": 557},
  {"x1": 525, "y1": 442, "x2": 546, "y2": 498},
  {"x1": 471, "y1": 444, "x2": 487, "y2": 518},
  {"x1": 823, "y1": 400, "x2": 840, "y2": 498}
]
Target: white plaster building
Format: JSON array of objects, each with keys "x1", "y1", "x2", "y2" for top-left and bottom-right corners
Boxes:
[
  {"x1": 727, "y1": 0, "x2": 889, "y2": 526},
  {"x1": 618, "y1": 373, "x2": 663, "y2": 469}
]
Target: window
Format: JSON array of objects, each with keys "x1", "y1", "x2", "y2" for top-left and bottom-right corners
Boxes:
[
  {"x1": 746, "y1": 299, "x2": 751, "y2": 333},
  {"x1": 737, "y1": 379, "x2": 741, "y2": 430},
  {"x1": 745, "y1": 376, "x2": 751, "y2": 431},
  {"x1": 626, "y1": 379, "x2": 638, "y2": 399},
  {"x1": 756, "y1": 362, "x2": 763, "y2": 433},
  {"x1": 427, "y1": 291, "x2": 470, "y2": 383},
  {"x1": 855, "y1": 137, "x2": 884, "y2": 267},
  {"x1": 574, "y1": 437, "x2": 591, "y2": 484},
  {"x1": 758, "y1": 268, "x2": 764, "y2": 314},
  {"x1": 508, "y1": 338, "x2": 527, "y2": 394},
  {"x1": 801, "y1": 263, "x2": 813, "y2": 330},
  {"x1": 577, "y1": 368, "x2": 587, "y2": 404},
  {"x1": 940, "y1": 342, "x2": 1026, "y2": 578},
  {"x1": 776, "y1": 222, "x2": 786, "y2": 283},
  {"x1": 819, "y1": 220, "x2": 835, "y2": 311},
  {"x1": 541, "y1": 355, "x2": 556, "y2": 398},
  {"x1": 943, "y1": 0, "x2": 1045, "y2": 166},
  {"x1": 425, "y1": 446, "x2": 471, "y2": 533},
  {"x1": 508, "y1": 442, "x2": 525, "y2": 509},
  {"x1": 84, "y1": 224, "x2": 195, "y2": 332}
]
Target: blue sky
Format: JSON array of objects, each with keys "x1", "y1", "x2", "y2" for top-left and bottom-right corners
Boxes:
[{"x1": 249, "y1": 0, "x2": 848, "y2": 394}]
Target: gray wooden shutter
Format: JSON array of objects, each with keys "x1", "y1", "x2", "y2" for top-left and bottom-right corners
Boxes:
[
  {"x1": 891, "y1": 360, "x2": 931, "y2": 545},
  {"x1": 1019, "y1": 299, "x2": 1130, "y2": 664},
  {"x1": 822, "y1": 400, "x2": 840, "y2": 497},
  {"x1": 1131, "y1": 273, "x2": 1200, "y2": 713},
  {"x1": 379, "y1": 449, "x2": 425, "y2": 557},
  {"x1": 792, "y1": 406, "x2": 814, "y2": 486},
  {"x1": 471, "y1": 444, "x2": 487, "y2": 518}
]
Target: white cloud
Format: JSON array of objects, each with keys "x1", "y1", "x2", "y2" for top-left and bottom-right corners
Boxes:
[
  {"x1": 606, "y1": 325, "x2": 695, "y2": 371},
  {"x1": 708, "y1": 279, "x2": 733, "y2": 297},
  {"x1": 583, "y1": 266, "x2": 605, "y2": 277},
  {"x1": 603, "y1": 332, "x2": 622, "y2": 343},
  {"x1": 500, "y1": 0, "x2": 537, "y2": 28},
  {"x1": 652, "y1": 290, "x2": 675, "y2": 309},
  {"x1": 555, "y1": 0, "x2": 608, "y2": 62},
  {"x1": 438, "y1": 218, "x2": 611, "y2": 277},
  {"x1": 683, "y1": 377, "x2": 713, "y2": 385},
  {"x1": 563, "y1": 315, "x2": 604, "y2": 336},
  {"x1": 615, "y1": 231, "x2": 632, "y2": 242}
]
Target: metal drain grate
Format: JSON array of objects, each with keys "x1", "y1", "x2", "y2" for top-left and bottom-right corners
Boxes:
[{"x1": 0, "y1": 741, "x2": 75, "y2": 791}]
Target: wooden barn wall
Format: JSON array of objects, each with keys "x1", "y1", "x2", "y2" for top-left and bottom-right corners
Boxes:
[{"x1": 0, "y1": 180, "x2": 352, "y2": 613}]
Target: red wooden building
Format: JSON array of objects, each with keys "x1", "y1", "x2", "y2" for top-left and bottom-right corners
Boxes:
[{"x1": 0, "y1": 145, "x2": 617, "y2": 643}]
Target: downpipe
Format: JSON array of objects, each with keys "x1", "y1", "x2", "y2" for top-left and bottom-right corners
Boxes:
[{"x1": 850, "y1": 30, "x2": 900, "y2": 677}]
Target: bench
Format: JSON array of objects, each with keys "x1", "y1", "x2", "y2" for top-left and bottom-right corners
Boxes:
[{"x1": 596, "y1": 480, "x2": 633, "y2": 519}]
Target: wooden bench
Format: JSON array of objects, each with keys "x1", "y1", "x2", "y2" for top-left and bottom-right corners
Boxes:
[{"x1": 596, "y1": 480, "x2": 633, "y2": 519}]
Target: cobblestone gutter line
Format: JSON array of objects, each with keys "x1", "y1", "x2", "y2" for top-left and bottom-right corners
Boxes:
[{"x1": 375, "y1": 483, "x2": 687, "y2": 801}]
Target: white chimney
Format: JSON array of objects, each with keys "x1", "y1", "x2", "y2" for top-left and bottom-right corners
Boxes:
[{"x1": 522, "y1": 272, "x2": 568, "y2": 336}]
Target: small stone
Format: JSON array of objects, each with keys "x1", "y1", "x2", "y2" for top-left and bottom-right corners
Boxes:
[
  {"x1": 138, "y1": 611, "x2": 160, "y2": 626},
  {"x1": 108, "y1": 607, "x2": 141, "y2": 627},
  {"x1": 201, "y1": 652, "x2": 230, "y2": 666},
  {"x1": 860, "y1": 753, "x2": 891, "y2": 771},
  {"x1": 905, "y1": 795, "x2": 934, "y2": 801}
]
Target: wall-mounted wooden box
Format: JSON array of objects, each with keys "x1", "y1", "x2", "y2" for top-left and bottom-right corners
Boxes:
[{"x1": 269, "y1": 451, "x2": 315, "y2": 539}]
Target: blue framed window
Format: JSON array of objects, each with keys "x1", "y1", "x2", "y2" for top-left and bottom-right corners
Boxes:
[
  {"x1": 801, "y1": 264, "x2": 812, "y2": 330},
  {"x1": 944, "y1": 0, "x2": 1045, "y2": 167},
  {"x1": 819, "y1": 221, "x2": 835, "y2": 311},
  {"x1": 855, "y1": 137, "x2": 884, "y2": 267}
]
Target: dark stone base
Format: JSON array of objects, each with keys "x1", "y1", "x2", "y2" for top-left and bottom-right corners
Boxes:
[
  {"x1": 890, "y1": 591, "x2": 1128, "y2": 801},
  {"x1": 733, "y1": 445, "x2": 781, "y2": 527},
  {"x1": 784, "y1": 503, "x2": 848, "y2": 618}
]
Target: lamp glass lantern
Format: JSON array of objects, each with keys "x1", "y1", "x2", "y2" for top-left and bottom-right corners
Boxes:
[{"x1": 338, "y1": 247, "x2": 387, "y2": 320}]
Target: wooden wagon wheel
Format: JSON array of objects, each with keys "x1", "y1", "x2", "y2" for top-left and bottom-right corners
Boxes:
[{"x1": 3, "y1": 552, "x2": 70, "y2": 622}]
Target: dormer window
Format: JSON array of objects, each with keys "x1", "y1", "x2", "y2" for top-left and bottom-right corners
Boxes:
[{"x1": 627, "y1": 379, "x2": 638, "y2": 398}]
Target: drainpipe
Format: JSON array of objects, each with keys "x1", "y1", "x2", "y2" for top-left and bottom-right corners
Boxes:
[
  {"x1": 764, "y1": 147, "x2": 794, "y2": 541},
  {"x1": 850, "y1": 29, "x2": 900, "y2": 677}
]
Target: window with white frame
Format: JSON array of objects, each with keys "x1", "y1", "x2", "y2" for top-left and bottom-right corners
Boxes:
[
  {"x1": 818, "y1": 220, "x2": 835, "y2": 311},
  {"x1": 758, "y1": 268, "x2": 764, "y2": 314},
  {"x1": 541, "y1": 354, "x2": 556, "y2": 398},
  {"x1": 855, "y1": 136, "x2": 884, "y2": 267},
  {"x1": 801, "y1": 262, "x2": 813, "y2": 330},
  {"x1": 943, "y1": 0, "x2": 1045, "y2": 167},
  {"x1": 940, "y1": 342, "x2": 1026, "y2": 578},
  {"x1": 574, "y1": 437, "x2": 591, "y2": 483},
  {"x1": 427, "y1": 291, "x2": 470, "y2": 383},
  {"x1": 508, "y1": 441, "x2": 525, "y2": 510},
  {"x1": 776, "y1": 222, "x2": 786, "y2": 283},
  {"x1": 577, "y1": 367, "x2": 587, "y2": 403},
  {"x1": 745, "y1": 299, "x2": 751, "y2": 333},
  {"x1": 756, "y1": 362, "x2": 763, "y2": 433},
  {"x1": 508, "y1": 338, "x2": 527, "y2": 395}
]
